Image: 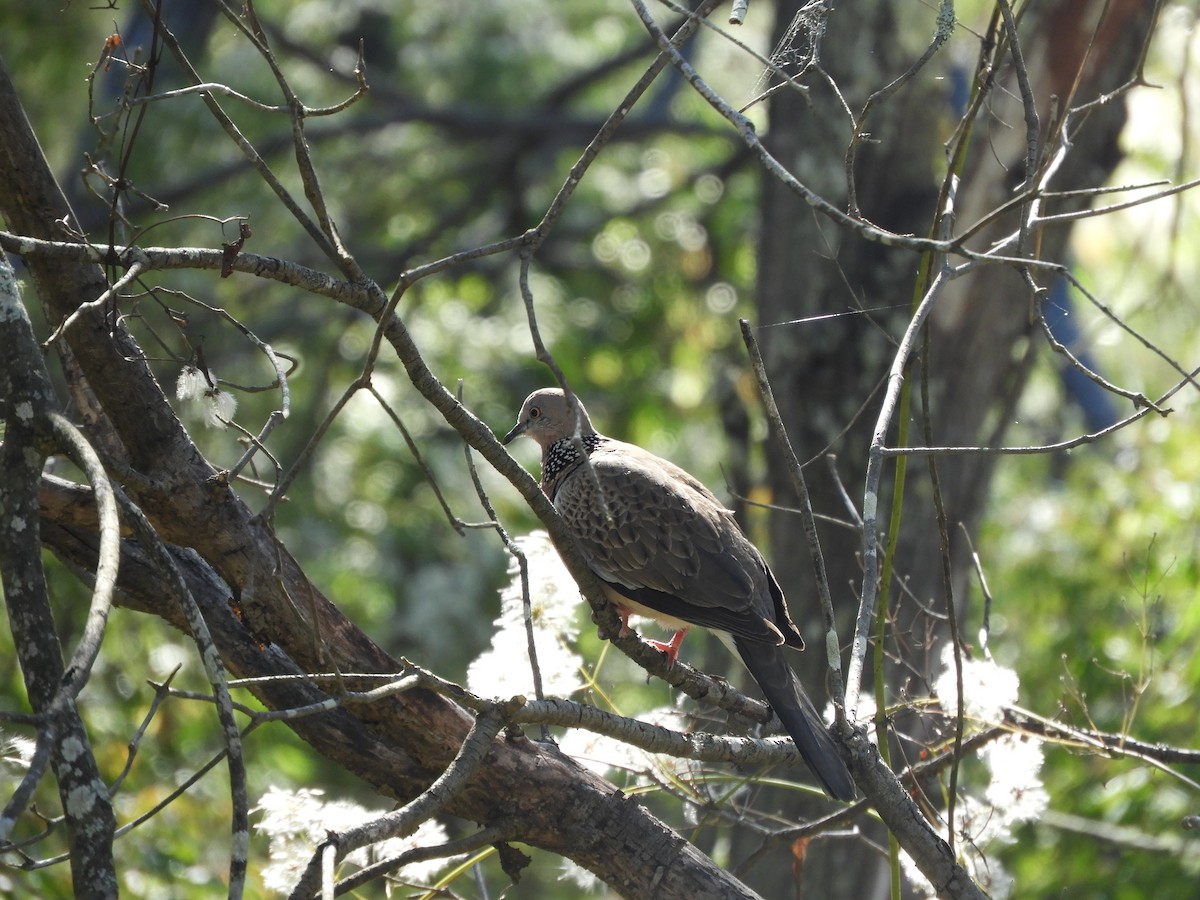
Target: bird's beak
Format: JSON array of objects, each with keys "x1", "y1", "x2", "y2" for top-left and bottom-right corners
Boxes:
[{"x1": 501, "y1": 421, "x2": 525, "y2": 445}]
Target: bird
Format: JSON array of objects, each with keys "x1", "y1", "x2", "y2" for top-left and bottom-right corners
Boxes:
[{"x1": 503, "y1": 387, "x2": 854, "y2": 801}]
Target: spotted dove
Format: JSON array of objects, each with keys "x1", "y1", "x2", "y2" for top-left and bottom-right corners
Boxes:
[{"x1": 503, "y1": 388, "x2": 854, "y2": 801}]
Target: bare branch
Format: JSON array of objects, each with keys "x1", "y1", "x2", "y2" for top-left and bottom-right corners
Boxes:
[
  {"x1": 287, "y1": 703, "x2": 514, "y2": 900},
  {"x1": 739, "y1": 319, "x2": 848, "y2": 720},
  {"x1": 0, "y1": 253, "x2": 117, "y2": 897}
]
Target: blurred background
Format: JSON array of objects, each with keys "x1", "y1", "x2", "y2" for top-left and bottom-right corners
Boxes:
[{"x1": 2, "y1": 0, "x2": 1198, "y2": 896}]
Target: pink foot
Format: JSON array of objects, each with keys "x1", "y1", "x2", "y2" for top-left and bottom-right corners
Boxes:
[
  {"x1": 615, "y1": 607, "x2": 634, "y2": 639},
  {"x1": 643, "y1": 628, "x2": 688, "y2": 665},
  {"x1": 611, "y1": 605, "x2": 688, "y2": 665}
]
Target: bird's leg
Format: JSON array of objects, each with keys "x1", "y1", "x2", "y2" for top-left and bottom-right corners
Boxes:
[
  {"x1": 612, "y1": 607, "x2": 688, "y2": 664},
  {"x1": 614, "y1": 605, "x2": 635, "y2": 639},
  {"x1": 642, "y1": 628, "x2": 688, "y2": 665}
]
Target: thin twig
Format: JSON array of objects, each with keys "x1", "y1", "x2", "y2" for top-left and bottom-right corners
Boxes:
[
  {"x1": 368, "y1": 385, "x2": 468, "y2": 535},
  {"x1": 456, "y1": 380, "x2": 547, "y2": 711},
  {"x1": 108, "y1": 668, "x2": 182, "y2": 795},
  {"x1": 212, "y1": 0, "x2": 367, "y2": 279},
  {"x1": 738, "y1": 320, "x2": 848, "y2": 722},
  {"x1": 139, "y1": 0, "x2": 340, "y2": 263},
  {"x1": 110, "y1": 484, "x2": 250, "y2": 898},
  {"x1": 47, "y1": 414, "x2": 121, "y2": 699},
  {"x1": 917, "y1": 336, "x2": 964, "y2": 853},
  {"x1": 287, "y1": 703, "x2": 516, "y2": 900},
  {"x1": 845, "y1": 257, "x2": 954, "y2": 717},
  {"x1": 43, "y1": 260, "x2": 144, "y2": 346},
  {"x1": 328, "y1": 822, "x2": 519, "y2": 897},
  {"x1": 845, "y1": 0, "x2": 956, "y2": 217}
]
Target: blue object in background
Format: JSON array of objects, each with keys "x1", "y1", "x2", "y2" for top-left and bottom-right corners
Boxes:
[
  {"x1": 947, "y1": 64, "x2": 1119, "y2": 435},
  {"x1": 1042, "y1": 276, "x2": 1120, "y2": 432}
]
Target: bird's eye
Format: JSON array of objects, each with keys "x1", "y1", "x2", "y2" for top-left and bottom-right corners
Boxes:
[{"x1": 529, "y1": 407, "x2": 540, "y2": 419}]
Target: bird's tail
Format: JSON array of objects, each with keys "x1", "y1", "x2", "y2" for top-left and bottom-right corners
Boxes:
[{"x1": 733, "y1": 636, "x2": 855, "y2": 801}]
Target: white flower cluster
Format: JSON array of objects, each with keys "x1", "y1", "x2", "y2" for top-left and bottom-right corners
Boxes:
[
  {"x1": 0, "y1": 728, "x2": 36, "y2": 778},
  {"x1": 467, "y1": 531, "x2": 585, "y2": 698},
  {"x1": 252, "y1": 785, "x2": 458, "y2": 893},
  {"x1": 903, "y1": 646, "x2": 1048, "y2": 898},
  {"x1": 933, "y1": 643, "x2": 1020, "y2": 723},
  {"x1": 467, "y1": 532, "x2": 690, "y2": 783},
  {"x1": 176, "y1": 365, "x2": 237, "y2": 429}
]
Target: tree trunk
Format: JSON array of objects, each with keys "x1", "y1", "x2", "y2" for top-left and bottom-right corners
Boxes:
[
  {"x1": 753, "y1": 0, "x2": 1157, "y2": 895},
  {"x1": 0, "y1": 55, "x2": 755, "y2": 899}
]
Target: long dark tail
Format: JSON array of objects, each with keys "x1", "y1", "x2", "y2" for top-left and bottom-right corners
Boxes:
[{"x1": 733, "y1": 636, "x2": 855, "y2": 801}]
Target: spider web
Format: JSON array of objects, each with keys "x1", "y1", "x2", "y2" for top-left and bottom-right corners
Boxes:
[{"x1": 745, "y1": 0, "x2": 830, "y2": 108}]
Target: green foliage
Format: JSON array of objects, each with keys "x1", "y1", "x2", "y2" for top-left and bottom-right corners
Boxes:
[
  {"x1": 2, "y1": 1, "x2": 767, "y2": 895},
  {"x1": 962, "y1": 20, "x2": 1200, "y2": 890},
  {"x1": 980, "y1": 401, "x2": 1200, "y2": 896},
  {"x1": 977, "y1": 116, "x2": 1200, "y2": 896},
  {"x1": 3, "y1": 1, "x2": 1199, "y2": 897}
]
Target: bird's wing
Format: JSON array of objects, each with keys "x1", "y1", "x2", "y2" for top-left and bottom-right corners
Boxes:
[{"x1": 553, "y1": 441, "x2": 785, "y2": 643}]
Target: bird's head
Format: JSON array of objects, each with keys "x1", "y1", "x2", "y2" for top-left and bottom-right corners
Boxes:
[{"x1": 503, "y1": 388, "x2": 595, "y2": 449}]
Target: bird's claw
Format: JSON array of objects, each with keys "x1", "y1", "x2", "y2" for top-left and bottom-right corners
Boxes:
[{"x1": 642, "y1": 637, "x2": 681, "y2": 666}]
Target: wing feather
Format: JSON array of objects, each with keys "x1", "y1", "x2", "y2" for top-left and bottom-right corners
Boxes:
[{"x1": 554, "y1": 440, "x2": 788, "y2": 643}]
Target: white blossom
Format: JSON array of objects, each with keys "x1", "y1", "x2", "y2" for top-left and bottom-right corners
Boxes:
[
  {"x1": 933, "y1": 643, "x2": 1020, "y2": 723},
  {"x1": 467, "y1": 531, "x2": 584, "y2": 698},
  {"x1": 558, "y1": 858, "x2": 603, "y2": 893},
  {"x1": 982, "y1": 734, "x2": 1048, "y2": 828},
  {"x1": 205, "y1": 386, "x2": 238, "y2": 428},
  {"x1": 252, "y1": 786, "x2": 458, "y2": 893},
  {"x1": 0, "y1": 729, "x2": 36, "y2": 778},
  {"x1": 901, "y1": 796, "x2": 1016, "y2": 899},
  {"x1": 901, "y1": 650, "x2": 1045, "y2": 899},
  {"x1": 175, "y1": 365, "x2": 208, "y2": 401},
  {"x1": 176, "y1": 365, "x2": 237, "y2": 429}
]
